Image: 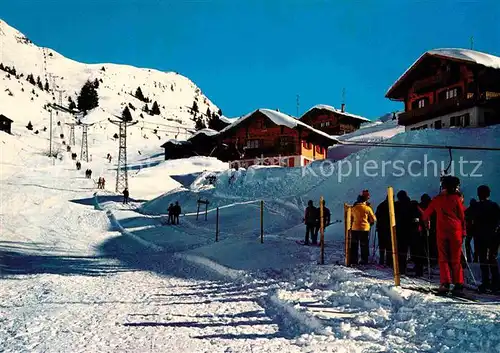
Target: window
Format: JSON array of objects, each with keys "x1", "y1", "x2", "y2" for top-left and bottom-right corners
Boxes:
[
  {"x1": 255, "y1": 119, "x2": 266, "y2": 129},
  {"x1": 411, "y1": 97, "x2": 429, "y2": 110},
  {"x1": 463, "y1": 114, "x2": 470, "y2": 127},
  {"x1": 450, "y1": 116, "x2": 460, "y2": 127},
  {"x1": 320, "y1": 122, "x2": 325, "y2": 127},
  {"x1": 434, "y1": 120, "x2": 442, "y2": 129},
  {"x1": 315, "y1": 146, "x2": 324, "y2": 154},
  {"x1": 325, "y1": 121, "x2": 331, "y2": 127},
  {"x1": 445, "y1": 88, "x2": 458, "y2": 100},
  {"x1": 279, "y1": 136, "x2": 293, "y2": 147},
  {"x1": 245, "y1": 139, "x2": 260, "y2": 149}
]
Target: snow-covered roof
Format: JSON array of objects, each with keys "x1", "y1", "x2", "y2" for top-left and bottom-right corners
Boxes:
[
  {"x1": 219, "y1": 109, "x2": 338, "y2": 143},
  {"x1": 161, "y1": 139, "x2": 190, "y2": 147},
  {"x1": 219, "y1": 116, "x2": 235, "y2": 124},
  {"x1": 188, "y1": 128, "x2": 218, "y2": 140},
  {"x1": 386, "y1": 48, "x2": 500, "y2": 98},
  {"x1": 302, "y1": 104, "x2": 370, "y2": 122}
]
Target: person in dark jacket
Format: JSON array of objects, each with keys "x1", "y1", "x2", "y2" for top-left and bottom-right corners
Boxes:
[
  {"x1": 375, "y1": 197, "x2": 392, "y2": 266},
  {"x1": 419, "y1": 193, "x2": 437, "y2": 266},
  {"x1": 173, "y1": 201, "x2": 181, "y2": 225},
  {"x1": 464, "y1": 199, "x2": 478, "y2": 263},
  {"x1": 167, "y1": 203, "x2": 174, "y2": 225},
  {"x1": 123, "y1": 188, "x2": 129, "y2": 204},
  {"x1": 410, "y1": 199, "x2": 425, "y2": 277},
  {"x1": 468, "y1": 185, "x2": 500, "y2": 293},
  {"x1": 304, "y1": 200, "x2": 318, "y2": 245},
  {"x1": 314, "y1": 200, "x2": 331, "y2": 244},
  {"x1": 395, "y1": 190, "x2": 421, "y2": 276}
]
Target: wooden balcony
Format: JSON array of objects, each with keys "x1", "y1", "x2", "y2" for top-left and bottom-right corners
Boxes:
[{"x1": 398, "y1": 97, "x2": 477, "y2": 126}]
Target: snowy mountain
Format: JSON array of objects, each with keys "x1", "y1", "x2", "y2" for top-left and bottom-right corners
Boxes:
[{"x1": 0, "y1": 19, "x2": 221, "y2": 153}]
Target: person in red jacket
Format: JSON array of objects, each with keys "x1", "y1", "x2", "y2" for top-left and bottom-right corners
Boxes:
[{"x1": 422, "y1": 175, "x2": 465, "y2": 295}]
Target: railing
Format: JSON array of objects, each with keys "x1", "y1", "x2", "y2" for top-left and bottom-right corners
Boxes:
[{"x1": 398, "y1": 96, "x2": 477, "y2": 126}]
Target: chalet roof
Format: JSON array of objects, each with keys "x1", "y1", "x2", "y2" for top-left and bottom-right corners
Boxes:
[
  {"x1": 160, "y1": 139, "x2": 191, "y2": 148},
  {"x1": 0, "y1": 114, "x2": 13, "y2": 122},
  {"x1": 219, "y1": 108, "x2": 339, "y2": 143},
  {"x1": 188, "y1": 128, "x2": 218, "y2": 140},
  {"x1": 386, "y1": 48, "x2": 500, "y2": 99},
  {"x1": 302, "y1": 104, "x2": 370, "y2": 123}
]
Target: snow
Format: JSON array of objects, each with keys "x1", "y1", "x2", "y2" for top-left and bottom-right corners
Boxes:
[
  {"x1": 220, "y1": 108, "x2": 339, "y2": 143},
  {"x1": 188, "y1": 128, "x2": 219, "y2": 139},
  {"x1": 302, "y1": 104, "x2": 371, "y2": 123},
  {"x1": 328, "y1": 117, "x2": 405, "y2": 160},
  {"x1": 2, "y1": 20, "x2": 500, "y2": 353},
  {"x1": 386, "y1": 48, "x2": 500, "y2": 97}
]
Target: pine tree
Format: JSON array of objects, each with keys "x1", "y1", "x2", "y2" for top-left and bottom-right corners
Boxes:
[
  {"x1": 122, "y1": 106, "x2": 133, "y2": 122},
  {"x1": 77, "y1": 80, "x2": 99, "y2": 113},
  {"x1": 44, "y1": 80, "x2": 49, "y2": 91},
  {"x1": 218, "y1": 108, "x2": 222, "y2": 116},
  {"x1": 195, "y1": 117, "x2": 206, "y2": 130},
  {"x1": 151, "y1": 101, "x2": 161, "y2": 115},
  {"x1": 93, "y1": 78, "x2": 99, "y2": 89},
  {"x1": 192, "y1": 100, "x2": 199, "y2": 113},
  {"x1": 135, "y1": 86, "x2": 145, "y2": 102},
  {"x1": 0, "y1": 63, "x2": 4, "y2": 71},
  {"x1": 142, "y1": 104, "x2": 149, "y2": 113},
  {"x1": 26, "y1": 121, "x2": 33, "y2": 130},
  {"x1": 27, "y1": 74, "x2": 35, "y2": 85},
  {"x1": 206, "y1": 107, "x2": 211, "y2": 117},
  {"x1": 68, "y1": 100, "x2": 76, "y2": 110},
  {"x1": 36, "y1": 76, "x2": 43, "y2": 90}
]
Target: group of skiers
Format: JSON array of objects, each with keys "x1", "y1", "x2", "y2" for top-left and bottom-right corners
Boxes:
[
  {"x1": 344, "y1": 176, "x2": 500, "y2": 295},
  {"x1": 303, "y1": 199, "x2": 331, "y2": 245},
  {"x1": 85, "y1": 169, "x2": 92, "y2": 178},
  {"x1": 167, "y1": 202, "x2": 182, "y2": 225}
]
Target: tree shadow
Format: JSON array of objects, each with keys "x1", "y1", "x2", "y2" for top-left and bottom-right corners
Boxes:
[
  {"x1": 0, "y1": 241, "x2": 126, "y2": 277},
  {"x1": 123, "y1": 319, "x2": 274, "y2": 328}
]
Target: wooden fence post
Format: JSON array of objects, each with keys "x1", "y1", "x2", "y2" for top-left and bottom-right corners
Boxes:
[
  {"x1": 387, "y1": 186, "x2": 400, "y2": 286},
  {"x1": 344, "y1": 203, "x2": 352, "y2": 266},
  {"x1": 260, "y1": 200, "x2": 264, "y2": 243},
  {"x1": 216, "y1": 207, "x2": 219, "y2": 242},
  {"x1": 320, "y1": 196, "x2": 325, "y2": 265},
  {"x1": 196, "y1": 202, "x2": 200, "y2": 221},
  {"x1": 205, "y1": 203, "x2": 208, "y2": 221}
]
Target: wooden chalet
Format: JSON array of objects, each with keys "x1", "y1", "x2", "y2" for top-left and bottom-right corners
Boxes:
[
  {"x1": 161, "y1": 128, "x2": 221, "y2": 160},
  {"x1": 300, "y1": 104, "x2": 370, "y2": 135},
  {"x1": 386, "y1": 48, "x2": 500, "y2": 131},
  {"x1": 0, "y1": 114, "x2": 13, "y2": 134},
  {"x1": 218, "y1": 109, "x2": 338, "y2": 168}
]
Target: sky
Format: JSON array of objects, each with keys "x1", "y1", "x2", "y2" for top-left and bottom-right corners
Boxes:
[{"x1": 1, "y1": 0, "x2": 499, "y2": 119}]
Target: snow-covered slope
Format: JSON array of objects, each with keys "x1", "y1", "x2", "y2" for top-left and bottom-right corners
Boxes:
[
  {"x1": 328, "y1": 114, "x2": 404, "y2": 160},
  {"x1": 0, "y1": 19, "x2": 221, "y2": 157}
]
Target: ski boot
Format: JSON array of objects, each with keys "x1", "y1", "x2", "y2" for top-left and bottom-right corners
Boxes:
[{"x1": 437, "y1": 283, "x2": 450, "y2": 295}]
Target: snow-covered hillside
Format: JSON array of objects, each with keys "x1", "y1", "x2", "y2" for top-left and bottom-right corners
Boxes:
[{"x1": 0, "y1": 19, "x2": 221, "y2": 158}]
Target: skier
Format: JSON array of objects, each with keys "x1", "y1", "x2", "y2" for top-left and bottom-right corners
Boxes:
[
  {"x1": 464, "y1": 198, "x2": 478, "y2": 263},
  {"x1": 76, "y1": 161, "x2": 81, "y2": 170},
  {"x1": 88, "y1": 169, "x2": 92, "y2": 179},
  {"x1": 422, "y1": 175, "x2": 465, "y2": 295},
  {"x1": 419, "y1": 193, "x2": 437, "y2": 266},
  {"x1": 101, "y1": 177, "x2": 105, "y2": 190},
  {"x1": 314, "y1": 199, "x2": 331, "y2": 244},
  {"x1": 394, "y1": 191, "x2": 421, "y2": 276},
  {"x1": 173, "y1": 201, "x2": 181, "y2": 225},
  {"x1": 350, "y1": 190, "x2": 376, "y2": 265},
  {"x1": 303, "y1": 200, "x2": 318, "y2": 245},
  {"x1": 97, "y1": 177, "x2": 102, "y2": 189},
  {"x1": 167, "y1": 203, "x2": 174, "y2": 225},
  {"x1": 375, "y1": 197, "x2": 392, "y2": 266},
  {"x1": 468, "y1": 185, "x2": 500, "y2": 293},
  {"x1": 123, "y1": 188, "x2": 129, "y2": 204},
  {"x1": 410, "y1": 199, "x2": 426, "y2": 277}
]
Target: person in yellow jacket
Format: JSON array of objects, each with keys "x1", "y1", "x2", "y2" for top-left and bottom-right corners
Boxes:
[{"x1": 350, "y1": 190, "x2": 376, "y2": 265}]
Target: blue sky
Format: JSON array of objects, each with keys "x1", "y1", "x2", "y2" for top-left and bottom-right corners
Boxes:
[{"x1": 2, "y1": 1, "x2": 499, "y2": 119}]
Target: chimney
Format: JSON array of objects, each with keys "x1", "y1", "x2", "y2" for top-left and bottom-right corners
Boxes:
[{"x1": 341, "y1": 103, "x2": 345, "y2": 113}]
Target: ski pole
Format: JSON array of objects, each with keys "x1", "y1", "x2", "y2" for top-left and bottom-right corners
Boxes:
[{"x1": 425, "y1": 228, "x2": 432, "y2": 281}]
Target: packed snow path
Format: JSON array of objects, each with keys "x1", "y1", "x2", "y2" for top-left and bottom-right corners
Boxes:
[{"x1": 0, "y1": 156, "x2": 314, "y2": 352}]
